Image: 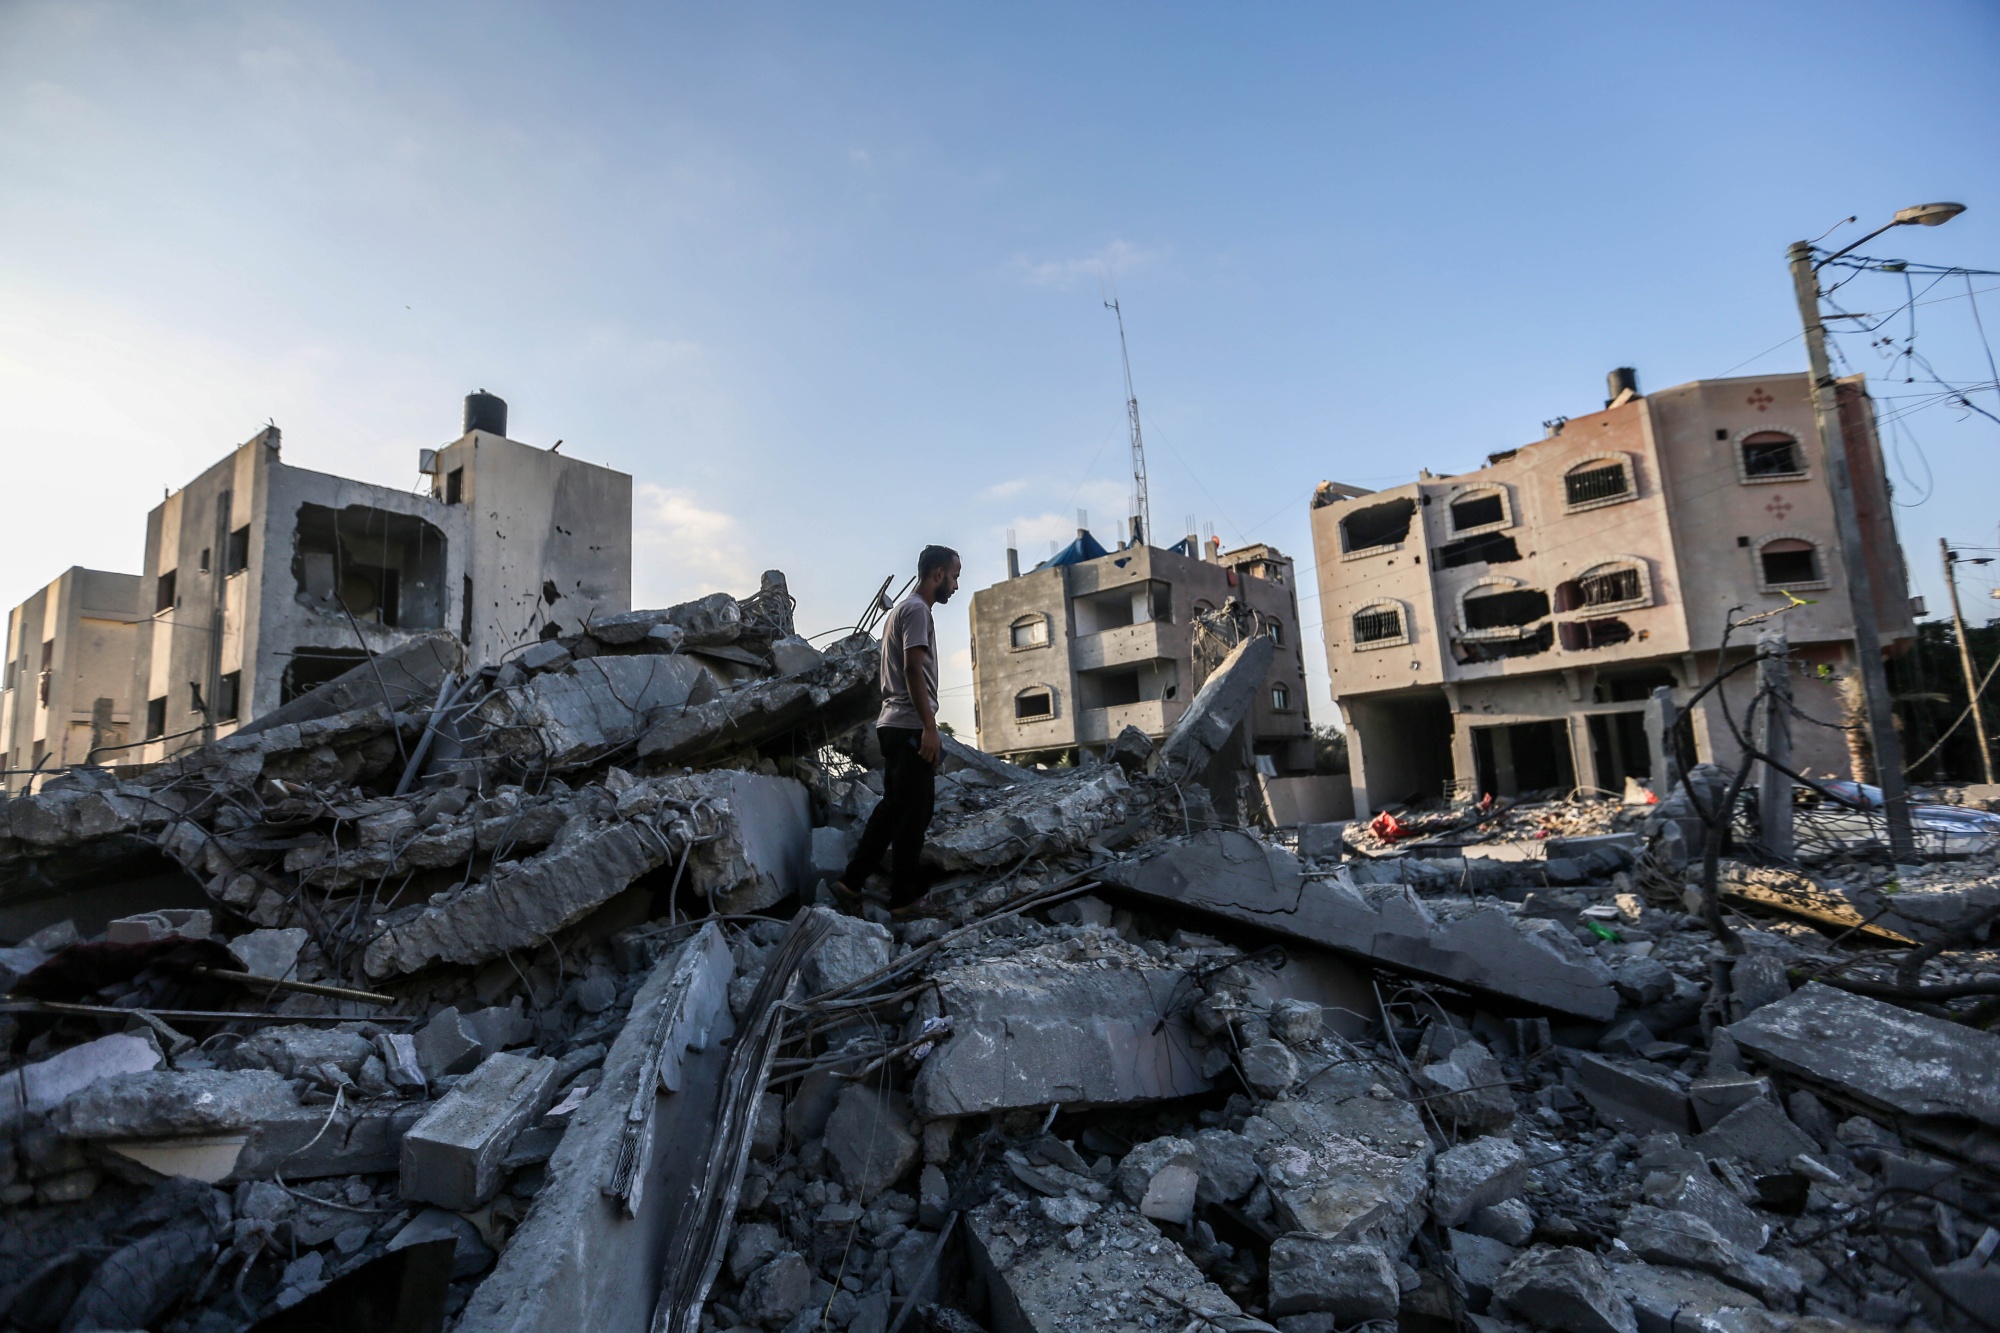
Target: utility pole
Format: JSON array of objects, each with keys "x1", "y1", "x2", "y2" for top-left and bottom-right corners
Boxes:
[
  {"x1": 1941, "y1": 538, "x2": 1995, "y2": 783},
  {"x1": 1105, "y1": 297, "x2": 1151, "y2": 548},
  {"x1": 1756, "y1": 626, "x2": 1794, "y2": 859},
  {"x1": 1786, "y1": 240, "x2": 1916, "y2": 856}
]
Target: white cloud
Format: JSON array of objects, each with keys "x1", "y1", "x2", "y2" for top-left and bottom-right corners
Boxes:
[
  {"x1": 982, "y1": 478, "x2": 1031, "y2": 500},
  {"x1": 631, "y1": 482, "x2": 755, "y2": 606},
  {"x1": 1005, "y1": 238, "x2": 1166, "y2": 290}
]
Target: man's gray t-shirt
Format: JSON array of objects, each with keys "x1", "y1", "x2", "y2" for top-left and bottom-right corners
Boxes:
[{"x1": 878, "y1": 594, "x2": 937, "y2": 730}]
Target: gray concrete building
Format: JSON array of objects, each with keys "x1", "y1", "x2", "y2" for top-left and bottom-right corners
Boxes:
[
  {"x1": 968, "y1": 532, "x2": 1313, "y2": 773},
  {"x1": 1310, "y1": 369, "x2": 1913, "y2": 815},
  {"x1": 1, "y1": 568, "x2": 145, "y2": 792},
  {"x1": 130, "y1": 395, "x2": 632, "y2": 763}
]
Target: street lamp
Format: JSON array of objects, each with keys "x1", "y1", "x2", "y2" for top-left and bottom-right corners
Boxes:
[{"x1": 1787, "y1": 202, "x2": 1965, "y2": 858}]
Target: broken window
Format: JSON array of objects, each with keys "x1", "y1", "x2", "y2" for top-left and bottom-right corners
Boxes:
[
  {"x1": 1453, "y1": 623, "x2": 1555, "y2": 662},
  {"x1": 292, "y1": 504, "x2": 448, "y2": 629},
  {"x1": 1557, "y1": 562, "x2": 1647, "y2": 612},
  {"x1": 282, "y1": 648, "x2": 371, "y2": 704},
  {"x1": 1563, "y1": 460, "x2": 1631, "y2": 508},
  {"x1": 1759, "y1": 538, "x2": 1821, "y2": 587},
  {"x1": 1353, "y1": 604, "x2": 1405, "y2": 646},
  {"x1": 155, "y1": 569, "x2": 177, "y2": 614},
  {"x1": 1093, "y1": 669, "x2": 1142, "y2": 708},
  {"x1": 1742, "y1": 431, "x2": 1804, "y2": 478},
  {"x1": 1010, "y1": 615, "x2": 1049, "y2": 649},
  {"x1": 1339, "y1": 498, "x2": 1415, "y2": 554},
  {"x1": 1463, "y1": 587, "x2": 1550, "y2": 631},
  {"x1": 1449, "y1": 491, "x2": 1505, "y2": 532},
  {"x1": 1268, "y1": 621, "x2": 1284, "y2": 646},
  {"x1": 1271, "y1": 683, "x2": 1291, "y2": 711},
  {"x1": 225, "y1": 526, "x2": 251, "y2": 575},
  {"x1": 445, "y1": 468, "x2": 464, "y2": 505},
  {"x1": 1437, "y1": 532, "x2": 1521, "y2": 569},
  {"x1": 1015, "y1": 687, "x2": 1054, "y2": 720},
  {"x1": 1558, "y1": 618, "x2": 1632, "y2": 650},
  {"x1": 217, "y1": 671, "x2": 241, "y2": 722},
  {"x1": 145, "y1": 696, "x2": 166, "y2": 739}
]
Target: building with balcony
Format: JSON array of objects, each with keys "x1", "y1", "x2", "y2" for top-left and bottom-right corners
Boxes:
[
  {"x1": 128, "y1": 393, "x2": 632, "y2": 764},
  {"x1": 1, "y1": 569, "x2": 144, "y2": 792},
  {"x1": 1310, "y1": 369, "x2": 1914, "y2": 815},
  {"x1": 968, "y1": 531, "x2": 1313, "y2": 775}
]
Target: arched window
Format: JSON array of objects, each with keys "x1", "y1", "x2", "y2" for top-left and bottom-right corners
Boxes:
[
  {"x1": 1014, "y1": 686, "x2": 1055, "y2": 720},
  {"x1": 1741, "y1": 431, "x2": 1806, "y2": 480},
  {"x1": 1352, "y1": 601, "x2": 1408, "y2": 649},
  {"x1": 1757, "y1": 536, "x2": 1826, "y2": 590},
  {"x1": 1459, "y1": 579, "x2": 1551, "y2": 639},
  {"x1": 1556, "y1": 558, "x2": 1651, "y2": 614},
  {"x1": 1009, "y1": 614, "x2": 1049, "y2": 649},
  {"x1": 1561, "y1": 455, "x2": 1635, "y2": 511},
  {"x1": 1447, "y1": 486, "x2": 1510, "y2": 535},
  {"x1": 1339, "y1": 497, "x2": 1416, "y2": 557},
  {"x1": 1271, "y1": 683, "x2": 1291, "y2": 711}
]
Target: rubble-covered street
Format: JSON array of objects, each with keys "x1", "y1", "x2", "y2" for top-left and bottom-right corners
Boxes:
[{"x1": 2, "y1": 576, "x2": 1997, "y2": 1333}]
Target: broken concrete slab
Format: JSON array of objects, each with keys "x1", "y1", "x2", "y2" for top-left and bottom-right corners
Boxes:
[
  {"x1": 1689, "y1": 1074, "x2": 1773, "y2": 1132},
  {"x1": 362, "y1": 772, "x2": 806, "y2": 976},
  {"x1": 1266, "y1": 1238, "x2": 1399, "y2": 1321},
  {"x1": 1414, "y1": 1040, "x2": 1516, "y2": 1133},
  {"x1": 1, "y1": 1032, "x2": 161, "y2": 1125},
  {"x1": 1691, "y1": 1099, "x2": 1818, "y2": 1173},
  {"x1": 453, "y1": 926, "x2": 734, "y2": 1333},
  {"x1": 106, "y1": 907, "x2": 213, "y2": 943},
  {"x1": 1244, "y1": 1063, "x2": 1435, "y2": 1254},
  {"x1": 476, "y1": 655, "x2": 712, "y2": 769},
  {"x1": 1102, "y1": 830, "x2": 1619, "y2": 1021},
  {"x1": 1617, "y1": 1206, "x2": 1800, "y2": 1307},
  {"x1": 1157, "y1": 634, "x2": 1275, "y2": 778},
  {"x1": 923, "y1": 766, "x2": 1132, "y2": 872},
  {"x1": 1493, "y1": 1246, "x2": 1638, "y2": 1333},
  {"x1": 1574, "y1": 1055, "x2": 1693, "y2": 1137},
  {"x1": 1449, "y1": 1229, "x2": 1520, "y2": 1313},
  {"x1": 1605, "y1": 1262, "x2": 1764, "y2": 1333},
  {"x1": 400, "y1": 1052, "x2": 558, "y2": 1210},
  {"x1": 227, "y1": 926, "x2": 308, "y2": 979},
  {"x1": 1432, "y1": 1136, "x2": 1529, "y2": 1227},
  {"x1": 1725, "y1": 981, "x2": 2000, "y2": 1130},
  {"x1": 966, "y1": 1197, "x2": 1275, "y2": 1333},
  {"x1": 237, "y1": 633, "x2": 463, "y2": 738},
  {"x1": 911, "y1": 937, "x2": 1211, "y2": 1119},
  {"x1": 1641, "y1": 1168, "x2": 1768, "y2": 1254},
  {"x1": 634, "y1": 643, "x2": 879, "y2": 769}
]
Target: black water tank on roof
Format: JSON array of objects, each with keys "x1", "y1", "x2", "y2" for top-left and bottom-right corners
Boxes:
[
  {"x1": 1605, "y1": 368, "x2": 1639, "y2": 405},
  {"x1": 463, "y1": 390, "x2": 508, "y2": 438}
]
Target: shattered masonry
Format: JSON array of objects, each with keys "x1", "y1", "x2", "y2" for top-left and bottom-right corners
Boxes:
[{"x1": 2, "y1": 568, "x2": 1998, "y2": 1333}]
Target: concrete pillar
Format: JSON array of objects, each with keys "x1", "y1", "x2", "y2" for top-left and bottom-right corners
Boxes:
[{"x1": 1646, "y1": 686, "x2": 1679, "y2": 794}]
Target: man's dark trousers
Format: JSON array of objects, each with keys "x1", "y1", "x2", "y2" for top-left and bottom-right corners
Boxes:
[{"x1": 842, "y1": 726, "x2": 935, "y2": 909}]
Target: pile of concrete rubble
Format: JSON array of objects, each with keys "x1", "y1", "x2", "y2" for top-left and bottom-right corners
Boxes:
[{"x1": 1, "y1": 577, "x2": 1996, "y2": 1333}]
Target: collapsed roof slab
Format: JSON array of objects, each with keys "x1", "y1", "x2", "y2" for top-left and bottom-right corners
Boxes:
[{"x1": 1101, "y1": 830, "x2": 1620, "y2": 1021}]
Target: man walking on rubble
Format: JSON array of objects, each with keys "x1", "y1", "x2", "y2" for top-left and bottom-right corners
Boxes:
[{"x1": 834, "y1": 544, "x2": 960, "y2": 919}]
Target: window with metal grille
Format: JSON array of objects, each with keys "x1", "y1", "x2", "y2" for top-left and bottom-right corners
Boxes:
[
  {"x1": 1760, "y1": 539, "x2": 1819, "y2": 586},
  {"x1": 1564, "y1": 463, "x2": 1630, "y2": 506},
  {"x1": 1741, "y1": 432, "x2": 1803, "y2": 478},
  {"x1": 1015, "y1": 688, "x2": 1053, "y2": 720},
  {"x1": 1354, "y1": 606, "x2": 1403, "y2": 643},
  {"x1": 1578, "y1": 567, "x2": 1642, "y2": 607},
  {"x1": 1450, "y1": 493, "x2": 1505, "y2": 531}
]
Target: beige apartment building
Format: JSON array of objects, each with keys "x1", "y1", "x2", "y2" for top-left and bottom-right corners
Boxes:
[
  {"x1": 1, "y1": 569, "x2": 145, "y2": 792},
  {"x1": 969, "y1": 531, "x2": 1314, "y2": 772},
  {"x1": 1311, "y1": 369, "x2": 1913, "y2": 815},
  {"x1": 130, "y1": 394, "x2": 632, "y2": 763}
]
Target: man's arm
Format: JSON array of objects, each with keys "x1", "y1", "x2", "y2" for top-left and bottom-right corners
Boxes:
[{"x1": 906, "y1": 644, "x2": 941, "y2": 763}]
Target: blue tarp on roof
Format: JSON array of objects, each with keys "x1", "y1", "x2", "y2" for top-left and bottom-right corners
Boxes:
[{"x1": 1035, "y1": 529, "x2": 1109, "y2": 570}]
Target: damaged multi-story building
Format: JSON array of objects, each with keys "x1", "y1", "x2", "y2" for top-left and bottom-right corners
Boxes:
[
  {"x1": 1311, "y1": 368, "x2": 1914, "y2": 814},
  {"x1": 1, "y1": 568, "x2": 145, "y2": 790},
  {"x1": 968, "y1": 527, "x2": 1337, "y2": 813},
  {"x1": 124, "y1": 393, "x2": 633, "y2": 763}
]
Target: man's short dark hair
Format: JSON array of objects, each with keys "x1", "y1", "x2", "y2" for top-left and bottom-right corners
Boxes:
[{"x1": 919, "y1": 545, "x2": 959, "y2": 580}]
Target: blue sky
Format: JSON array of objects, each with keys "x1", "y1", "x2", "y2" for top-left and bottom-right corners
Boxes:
[{"x1": 3, "y1": 1, "x2": 1996, "y2": 735}]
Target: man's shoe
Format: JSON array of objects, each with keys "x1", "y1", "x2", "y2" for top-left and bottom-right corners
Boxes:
[{"x1": 830, "y1": 880, "x2": 866, "y2": 913}]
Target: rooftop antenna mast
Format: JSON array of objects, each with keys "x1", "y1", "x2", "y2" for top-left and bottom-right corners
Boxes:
[{"x1": 1104, "y1": 287, "x2": 1151, "y2": 549}]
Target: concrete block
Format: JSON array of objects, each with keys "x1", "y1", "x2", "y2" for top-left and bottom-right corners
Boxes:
[
  {"x1": 1617, "y1": 1205, "x2": 1800, "y2": 1306},
  {"x1": 1269, "y1": 998, "x2": 1323, "y2": 1047},
  {"x1": 1574, "y1": 1055, "x2": 1692, "y2": 1137},
  {"x1": 400, "y1": 1052, "x2": 558, "y2": 1210},
  {"x1": 106, "y1": 908, "x2": 212, "y2": 944},
  {"x1": 918, "y1": 1164, "x2": 949, "y2": 1229},
  {"x1": 1689, "y1": 1074, "x2": 1772, "y2": 1132},
  {"x1": 824, "y1": 1086, "x2": 918, "y2": 1204},
  {"x1": 1449, "y1": 1230, "x2": 1521, "y2": 1313},
  {"x1": 1432, "y1": 1135, "x2": 1529, "y2": 1227},
  {"x1": 1245, "y1": 1064, "x2": 1434, "y2": 1254},
  {"x1": 770, "y1": 634, "x2": 824, "y2": 676},
  {"x1": 1192, "y1": 1127, "x2": 1259, "y2": 1205},
  {"x1": 740, "y1": 1251, "x2": 812, "y2": 1327},
  {"x1": 476, "y1": 654, "x2": 709, "y2": 767},
  {"x1": 729, "y1": 1220, "x2": 782, "y2": 1283},
  {"x1": 1691, "y1": 1099, "x2": 1817, "y2": 1173},
  {"x1": 226, "y1": 927, "x2": 308, "y2": 979},
  {"x1": 1725, "y1": 981, "x2": 2000, "y2": 1130},
  {"x1": 1158, "y1": 634, "x2": 1275, "y2": 776},
  {"x1": 388, "y1": 1207, "x2": 495, "y2": 1279},
  {"x1": 810, "y1": 826, "x2": 854, "y2": 882},
  {"x1": 1605, "y1": 1262, "x2": 1761, "y2": 1333},
  {"x1": 1296, "y1": 822, "x2": 1351, "y2": 861},
  {"x1": 1415, "y1": 1040, "x2": 1515, "y2": 1133},
  {"x1": 1727, "y1": 954, "x2": 1790, "y2": 1020},
  {"x1": 1266, "y1": 1238, "x2": 1399, "y2": 1321},
  {"x1": 801, "y1": 913, "x2": 891, "y2": 997},
  {"x1": 1469, "y1": 1197, "x2": 1535, "y2": 1247},
  {"x1": 517, "y1": 640, "x2": 572, "y2": 674},
  {"x1": 1102, "y1": 831, "x2": 1619, "y2": 1021},
  {"x1": 1115, "y1": 1136, "x2": 1200, "y2": 1226},
  {"x1": 0, "y1": 945, "x2": 51, "y2": 991},
  {"x1": 226, "y1": 1024, "x2": 376, "y2": 1079},
  {"x1": 911, "y1": 946, "x2": 1211, "y2": 1119},
  {"x1": 377, "y1": 1033, "x2": 427, "y2": 1092},
  {"x1": 1240, "y1": 1039, "x2": 1300, "y2": 1096},
  {"x1": 414, "y1": 1008, "x2": 484, "y2": 1080},
  {"x1": 1641, "y1": 1167, "x2": 1768, "y2": 1253},
  {"x1": 1493, "y1": 1246, "x2": 1637, "y2": 1333}
]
